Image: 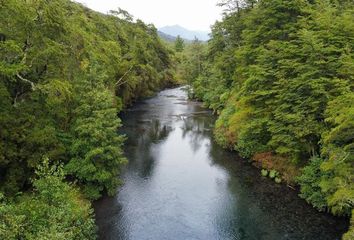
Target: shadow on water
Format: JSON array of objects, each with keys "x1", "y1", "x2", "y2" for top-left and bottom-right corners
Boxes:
[
  {"x1": 126, "y1": 119, "x2": 172, "y2": 179},
  {"x1": 95, "y1": 87, "x2": 348, "y2": 240}
]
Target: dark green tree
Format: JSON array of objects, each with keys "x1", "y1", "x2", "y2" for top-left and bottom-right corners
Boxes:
[
  {"x1": 0, "y1": 159, "x2": 96, "y2": 239},
  {"x1": 174, "y1": 35, "x2": 185, "y2": 52},
  {"x1": 65, "y1": 66, "x2": 127, "y2": 200},
  {"x1": 185, "y1": 1, "x2": 353, "y2": 237}
]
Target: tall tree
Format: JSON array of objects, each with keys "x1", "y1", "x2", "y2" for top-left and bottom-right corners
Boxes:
[
  {"x1": 174, "y1": 35, "x2": 185, "y2": 52},
  {"x1": 65, "y1": 66, "x2": 127, "y2": 200}
]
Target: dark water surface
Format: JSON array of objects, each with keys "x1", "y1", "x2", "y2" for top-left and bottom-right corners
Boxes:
[{"x1": 95, "y1": 87, "x2": 347, "y2": 240}]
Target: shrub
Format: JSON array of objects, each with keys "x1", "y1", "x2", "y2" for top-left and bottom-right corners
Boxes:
[
  {"x1": 297, "y1": 157, "x2": 328, "y2": 211},
  {"x1": 0, "y1": 159, "x2": 96, "y2": 240}
]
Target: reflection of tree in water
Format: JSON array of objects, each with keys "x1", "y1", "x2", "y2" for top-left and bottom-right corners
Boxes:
[
  {"x1": 148, "y1": 119, "x2": 171, "y2": 144},
  {"x1": 181, "y1": 114, "x2": 214, "y2": 154},
  {"x1": 207, "y1": 141, "x2": 265, "y2": 240},
  {"x1": 207, "y1": 140, "x2": 347, "y2": 240},
  {"x1": 94, "y1": 196, "x2": 128, "y2": 240},
  {"x1": 126, "y1": 119, "x2": 172, "y2": 179}
]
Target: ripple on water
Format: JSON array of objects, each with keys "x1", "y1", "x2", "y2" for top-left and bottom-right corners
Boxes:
[{"x1": 94, "y1": 87, "x2": 348, "y2": 240}]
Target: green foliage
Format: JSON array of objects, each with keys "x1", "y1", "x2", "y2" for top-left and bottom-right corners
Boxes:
[
  {"x1": 191, "y1": 0, "x2": 353, "y2": 161},
  {"x1": 66, "y1": 66, "x2": 127, "y2": 200},
  {"x1": 297, "y1": 157, "x2": 328, "y2": 211},
  {"x1": 0, "y1": 0, "x2": 174, "y2": 196},
  {"x1": 174, "y1": 35, "x2": 185, "y2": 52},
  {"x1": 173, "y1": 38, "x2": 207, "y2": 86},
  {"x1": 0, "y1": 0, "x2": 175, "y2": 237},
  {"x1": 0, "y1": 159, "x2": 96, "y2": 239},
  {"x1": 262, "y1": 169, "x2": 282, "y2": 183},
  {"x1": 319, "y1": 92, "x2": 354, "y2": 216},
  {"x1": 296, "y1": 93, "x2": 353, "y2": 218},
  {"x1": 261, "y1": 169, "x2": 268, "y2": 177},
  {"x1": 274, "y1": 177, "x2": 282, "y2": 184},
  {"x1": 269, "y1": 170, "x2": 278, "y2": 179},
  {"x1": 185, "y1": 0, "x2": 353, "y2": 237}
]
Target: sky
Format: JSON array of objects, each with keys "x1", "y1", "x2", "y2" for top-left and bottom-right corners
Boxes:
[{"x1": 74, "y1": 0, "x2": 223, "y2": 32}]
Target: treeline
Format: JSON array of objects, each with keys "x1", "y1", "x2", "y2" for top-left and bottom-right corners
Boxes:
[
  {"x1": 182, "y1": 0, "x2": 353, "y2": 238},
  {"x1": 0, "y1": 0, "x2": 174, "y2": 238}
]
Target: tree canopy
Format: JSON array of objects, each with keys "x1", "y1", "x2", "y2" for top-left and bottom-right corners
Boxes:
[
  {"x1": 183, "y1": 0, "x2": 353, "y2": 237},
  {"x1": 0, "y1": 0, "x2": 175, "y2": 237}
]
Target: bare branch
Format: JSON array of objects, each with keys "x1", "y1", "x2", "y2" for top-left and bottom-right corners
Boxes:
[
  {"x1": 16, "y1": 73, "x2": 36, "y2": 91},
  {"x1": 115, "y1": 65, "x2": 134, "y2": 86},
  {"x1": 13, "y1": 91, "x2": 20, "y2": 107}
]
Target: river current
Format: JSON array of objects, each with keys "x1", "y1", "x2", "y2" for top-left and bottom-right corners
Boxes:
[{"x1": 94, "y1": 87, "x2": 347, "y2": 240}]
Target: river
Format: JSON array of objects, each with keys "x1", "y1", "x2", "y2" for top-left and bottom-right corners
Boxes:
[{"x1": 94, "y1": 87, "x2": 347, "y2": 240}]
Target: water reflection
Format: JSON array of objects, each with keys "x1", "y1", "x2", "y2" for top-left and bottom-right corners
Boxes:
[
  {"x1": 180, "y1": 113, "x2": 213, "y2": 154},
  {"x1": 94, "y1": 87, "x2": 348, "y2": 240}
]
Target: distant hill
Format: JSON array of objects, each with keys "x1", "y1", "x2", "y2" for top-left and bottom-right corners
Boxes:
[
  {"x1": 158, "y1": 25, "x2": 209, "y2": 41},
  {"x1": 157, "y1": 31, "x2": 177, "y2": 43}
]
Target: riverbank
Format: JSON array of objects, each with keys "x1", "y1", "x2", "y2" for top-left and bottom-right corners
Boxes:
[{"x1": 94, "y1": 87, "x2": 348, "y2": 240}]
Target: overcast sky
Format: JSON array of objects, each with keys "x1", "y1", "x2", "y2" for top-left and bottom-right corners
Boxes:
[{"x1": 74, "y1": 0, "x2": 223, "y2": 32}]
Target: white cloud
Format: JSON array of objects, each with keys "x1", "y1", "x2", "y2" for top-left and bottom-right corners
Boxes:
[{"x1": 74, "y1": 0, "x2": 222, "y2": 31}]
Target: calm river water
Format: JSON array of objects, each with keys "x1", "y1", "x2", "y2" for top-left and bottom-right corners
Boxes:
[{"x1": 94, "y1": 87, "x2": 348, "y2": 240}]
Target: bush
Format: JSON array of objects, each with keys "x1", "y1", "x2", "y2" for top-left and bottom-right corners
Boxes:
[
  {"x1": 0, "y1": 159, "x2": 96, "y2": 240},
  {"x1": 297, "y1": 157, "x2": 328, "y2": 211}
]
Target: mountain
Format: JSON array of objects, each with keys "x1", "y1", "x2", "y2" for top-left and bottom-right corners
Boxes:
[
  {"x1": 158, "y1": 25, "x2": 209, "y2": 41},
  {"x1": 158, "y1": 31, "x2": 193, "y2": 44},
  {"x1": 157, "y1": 31, "x2": 177, "y2": 42}
]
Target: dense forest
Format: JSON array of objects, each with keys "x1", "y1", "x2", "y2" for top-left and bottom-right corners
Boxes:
[
  {"x1": 178, "y1": 0, "x2": 353, "y2": 239},
  {"x1": 1, "y1": 0, "x2": 353, "y2": 239},
  {"x1": 0, "y1": 0, "x2": 175, "y2": 238}
]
